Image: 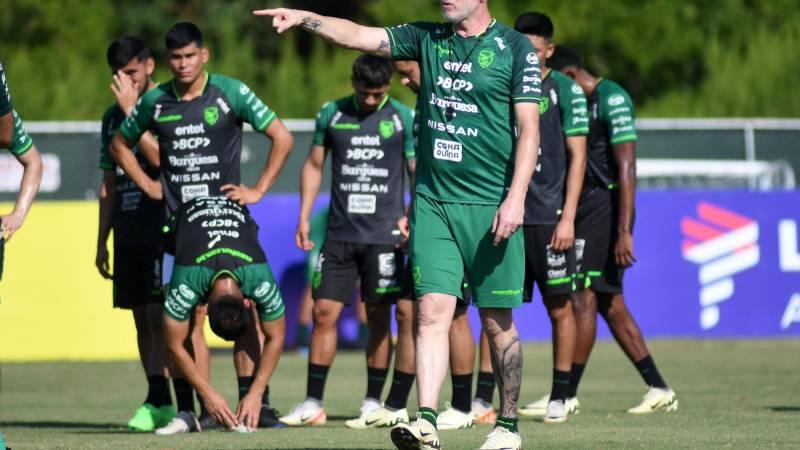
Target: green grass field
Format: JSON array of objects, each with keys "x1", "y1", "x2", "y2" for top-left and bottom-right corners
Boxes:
[{"x1": 2, "y1": 340, "x2": 799, "y2": 449}]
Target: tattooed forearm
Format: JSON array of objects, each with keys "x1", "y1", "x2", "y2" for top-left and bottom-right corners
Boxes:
[
  {"x1": 491, "y1": 335, "x2": 523, "y2": 418},
  {"x1": 301, "y1": 17, "x2": 322, "y2": 32},
  {"x1": 377, "y1": 39, "x2": 391, "y2": 54}
]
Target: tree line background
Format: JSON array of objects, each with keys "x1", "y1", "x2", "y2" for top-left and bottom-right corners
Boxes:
[{"x1": 2, "y1": 0, "x2": 798, "y2": 120}]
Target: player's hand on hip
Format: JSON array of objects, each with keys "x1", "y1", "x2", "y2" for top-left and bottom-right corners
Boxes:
[
  {"x1": 295, "y1": 219, "x2": 313, "y2": 251},
  {"x1": 614, "y1": 231, "x2": 636, "y2": 267},
  {"x1": 236, "y1": 391, "x2": 262, "y2": 430},
  {"x1": 203, "y1": 390, "x2": 238, "y2": 430},
  {"x1": 550, "y1": 219, "x2": 574, "y2": 252},
  {"x1": 492, "y1": 197, "x2": 524, "y2": 246},
  {"x1": 95, "y1": 244, "x2": 112, "y2": 279},
  {"x1": 253, "y1": 8, "x2": 304, "y2": 34},
  {"x1": 0, "y1": 212, "x2": 24, "y2": 241},
  {"x1": 221, "y1": 184, "x2": 263, "y2": 205},
  {"x1": 111, "y1": 71, "x2": 139, "y2": 116},
  {"x1": 143, "y1": 178, "x2": 163, "y2": 201}
]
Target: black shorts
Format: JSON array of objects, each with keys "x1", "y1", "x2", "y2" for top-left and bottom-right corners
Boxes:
[
  {"x1": 313, "y1": 240, "x2": 403, "y2": 304},
  {"x1": 575, "y1": 188, "x2": 632, "y2": 294},
  {"x1": 113, "y1": 243, "x2": 163, "y2": 309},
  {"x1": 523, "y1": 224, "x2": 578, "y2": 302},
  {"x1": 399, "y1": 257, "x2": 472, "y2": 306}
]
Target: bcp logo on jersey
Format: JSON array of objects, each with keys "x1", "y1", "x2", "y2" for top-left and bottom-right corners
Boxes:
[{"x1": 681, "y1": 202, "x2": 759, "y2": 330}]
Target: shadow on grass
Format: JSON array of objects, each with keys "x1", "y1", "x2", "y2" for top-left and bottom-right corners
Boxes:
[
  {"x1": 2, "y1": 420, "x2": 125, "y2": 430},
  {"x1": 767, "y1": 406, "x2": 800, "y2": 412}
]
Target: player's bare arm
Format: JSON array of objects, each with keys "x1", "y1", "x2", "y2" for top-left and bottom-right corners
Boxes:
[
  {"x1": 110, "y1": 133, "x2": 162, "y2": 201},
  {"x1": 236, "y1": 316, "x2": 286, "y2": 429},
  {"x1": 613, "y1": 141, "x2": 637, "y2": 267},
  {"x1": 95, "y1": 170, "x2": 115, "y2": 279},
  {"x1": 253, "y1": 8, "x2": 392, "y2": 57},
  {"x1": 111, "y1": 72, "x2": 160, "y2": 168},
  {"x1": 551, "y1": 135, "x2": 586, "y2": 252},
  {"x1": 222, "y1": 118, "x2": 294, "y2": 206},
  {"x1": 0, "y1": 112, "x2": 12, "y2": 148},
  {"x1": 295, "y1": 144, "x2": 327, "y2": 251},
  {"x1": 397, "y1": 158, "x2": 416, "y2": 242},
  {"x1": 493, "y1": 102, "x2": 540, "y2": 246},
  {"x1": 1, "y1": 146, "x2": 43, "y2": 241},
  {"x1": 163, "y1": 316, "x2": 238, "y2": 428}
]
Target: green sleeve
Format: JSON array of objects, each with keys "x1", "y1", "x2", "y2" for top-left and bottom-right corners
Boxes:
[
  {"x1": 385, "y1": 22, "x2": 432, "y2": 60},
  {"x1": 99, "y1": 108, "x2": 115, "y2": 170},
  {"x1": 601, "y1": 83, "x2": 637, "y2": 144},
  {"x1": 556, "y1": 74, "x2": 589, "y2": 136},
  {"x1": 7, "y1": 111, "x2": 33, "y2": 156},
  {"x1": 0, "y1": 63, "x2": 12, "y2": 116},
  {"x1": 397, "y1": 101, "x2": 416, "y2": 159},
  {"x1": 163, "y1": 266, "x2": 209, "y2": 321},
  {"x1": 308, "y1": 207, "x2": 329, "y2": 247},
  {"x1": 119, "y1": 89, "x2": 157, "y2": 144},
  {"x1": 312, "y1": 102, "x2": 336, "y2": 146},
  {"x1": 238, "y1": 264, "x2": 285, "y2": 321},
  {"x1": 510, "y1": 33, "x2": 541, "y2": 103},
  {"x1": 212, "y1": 74, "x2": 277, "y2": 132}
]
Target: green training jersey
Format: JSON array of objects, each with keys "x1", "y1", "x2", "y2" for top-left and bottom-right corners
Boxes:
[
  {"x1": 525, "y1": 70, "x2": 589, "y2": 224},
  {"x1": 385, "y1": 20, "x2": 541, "y2": 205},
  {"x1": 119, "y1": 73, "x2": 278, "y2": 217},
  {"x1": 0, "y1": 62, "x2": 12, "y2": 116},
  {"x1": 99, "y1": 105, "x2": 163, "y2": 246},
  {"x1": 585, "y1": 79, "x2": 637, "y2": 191},
  {"x1": 164, "y1": 196, "x2": 284, "y2": 322},
  {"x1": 313, "y1": 95, "x2": 414, "y2": 245},
  {"x1": 6, "y1": 111, "x2": 33, "y2": 156}
]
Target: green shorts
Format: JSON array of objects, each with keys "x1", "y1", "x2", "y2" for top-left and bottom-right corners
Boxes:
[{"x1": 409, "y1": 194, "x2": 524, "y2": 308}]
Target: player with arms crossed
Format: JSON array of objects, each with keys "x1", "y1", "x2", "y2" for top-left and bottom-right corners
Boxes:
[
  {"x1": 112, "y1": 22, "x2": 294, "y2": 432},
  {"x1": 548, "y1": 45, "x2": 678, "y2": 414},
  {"x1": 512, "y1": 13, "x2": 588, "y2": 424},
  {"x1": 284, "y1": 54, "x2": 416, "y2": 428},
  {"x1": 160, "y1": 196, "x2": 286, "y2": 432},
  {"x1": 96, "y1": 36, "x2": 174, "y2": 431},
  {"x1": 254, "y1": 1, "x2": 541, "y2": 448}
]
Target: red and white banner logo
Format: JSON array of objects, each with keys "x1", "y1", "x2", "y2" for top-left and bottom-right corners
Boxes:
[{"x1": 682, "y1": 202, "x2": 759, "y2": 330}]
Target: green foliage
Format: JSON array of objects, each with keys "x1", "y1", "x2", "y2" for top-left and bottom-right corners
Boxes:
[{"x1": 0, "y1": 0, "x2": 797, "y2": 119}]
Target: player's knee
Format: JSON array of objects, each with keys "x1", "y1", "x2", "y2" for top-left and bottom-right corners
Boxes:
[
  {"x1": 312, "y1": 303, "x2": 339, "y2": 329},
  {"x1": 395, "y1": 302, "x2": 414, "y2": 327}
]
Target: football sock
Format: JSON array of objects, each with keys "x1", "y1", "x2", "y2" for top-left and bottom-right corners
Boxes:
[
  {"x1": 451, "y1": 373, "x2": 473, "y2": 413},
  {"x1": 384, "y1": 370, "x2": 415, "y2": 410},
  {"x1": 307, "y1": 363, "x2": 330, "y2": 402},
  {"x1": 635, "y1": 355, "x2": 668, "y2": 389}
]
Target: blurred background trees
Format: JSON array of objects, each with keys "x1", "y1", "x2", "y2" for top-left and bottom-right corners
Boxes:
[{"x1": 1, "y1": 0, "x2": 798, "y2": 120}]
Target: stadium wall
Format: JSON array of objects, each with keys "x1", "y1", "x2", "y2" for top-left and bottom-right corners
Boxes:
[{"x1": 1, "y1": 191, "x2": 799, "y2": 362}]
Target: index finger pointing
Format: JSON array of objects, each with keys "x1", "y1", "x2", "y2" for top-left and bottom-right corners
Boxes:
[{"x1": 253, "y1": 9, "x2": 279, "y2": 16}]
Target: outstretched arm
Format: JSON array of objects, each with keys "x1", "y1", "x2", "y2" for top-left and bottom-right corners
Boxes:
[
  {"x1": 254, "y1": 8, "x2": 392, "y2": 57},
  {"x1": 2, "y1": 146, "x2": 42, "y2": 241},
  {"x1": 164, "y1": 315, "x2": 238, "y2": 428},
  {"x1": 236, "y1": 316, "x2": 286, "y2": 429}
]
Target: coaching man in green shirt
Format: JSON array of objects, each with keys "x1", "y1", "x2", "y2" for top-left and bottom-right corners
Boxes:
[{"x1": 255, "y1": 1, "x2": 541, "y2": 448}]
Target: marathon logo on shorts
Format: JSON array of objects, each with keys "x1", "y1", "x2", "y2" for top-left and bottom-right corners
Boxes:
[
  {"x1": 682, "y1": 202, "x2": 759, "y2": 330},
  {"x1": 433, "y1": 139, "x2": 462, "y2": 162},
  {"x1": 347, "y1": 194, "x2": 377, "y2": 214}
]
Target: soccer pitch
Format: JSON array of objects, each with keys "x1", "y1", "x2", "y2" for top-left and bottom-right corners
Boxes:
[{"x1": 2, "y1": 340, "x2": 798, "y2": 449}]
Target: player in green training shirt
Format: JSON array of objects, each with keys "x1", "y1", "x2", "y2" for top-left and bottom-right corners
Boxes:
[
  {"x1": 95, "y1": 36, "x2": 175, "y2": 432},
  {"x1": 112, "y1": 22, "x2": 295, "y2": 434},
  {"x1": 255, "y1": 2, "x2": 541, "y2": 449},
  {"x1": 0, "y1": 62, "x2": 15, "y2": 148},
  {"x1": 513, "y1": 12, "x2": 588, "y2": 425},
  {"x1": 549, "y1": 45, "x2": 678, "y2": 415}
]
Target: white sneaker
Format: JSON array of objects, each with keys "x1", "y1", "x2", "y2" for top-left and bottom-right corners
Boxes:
[
  {"x1": 543, "y1": 399, "x2": 568, "y2": 424},
  {"x1": 566, "y1": 396, "x2": 580, "y2": 415},
  {"x1": 436, "y1": 402, "x2": 474, "y2": 430},
  {"x1": 471, "y1": 399, "x2": 497, "y2": 425},
  {"x1": 346, "y1": 397, "x2": 409, "y2": 429},
  {"x1": 478, "y1": 427, "x2": 522, "y2": 450},
  {"x1": 518, "y1": 394, "x2": 549, "y2": 417},
  {"x1": 278, "y1": 399, "x2": 327, "y2": 426},
  {"x1": 627, "y1": 387, "x2": 678, "y2": 414},
  {"x1": 155, "y1": 410, "x2": 200, "y2": 435},
  {"x1": 390, "y1": 416, "x2": 441, "y2": 450}
]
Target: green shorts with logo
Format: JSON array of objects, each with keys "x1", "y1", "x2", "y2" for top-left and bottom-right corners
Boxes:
[{"x1": 409, "y1": 193, "x2": 524, "y2": 308}]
